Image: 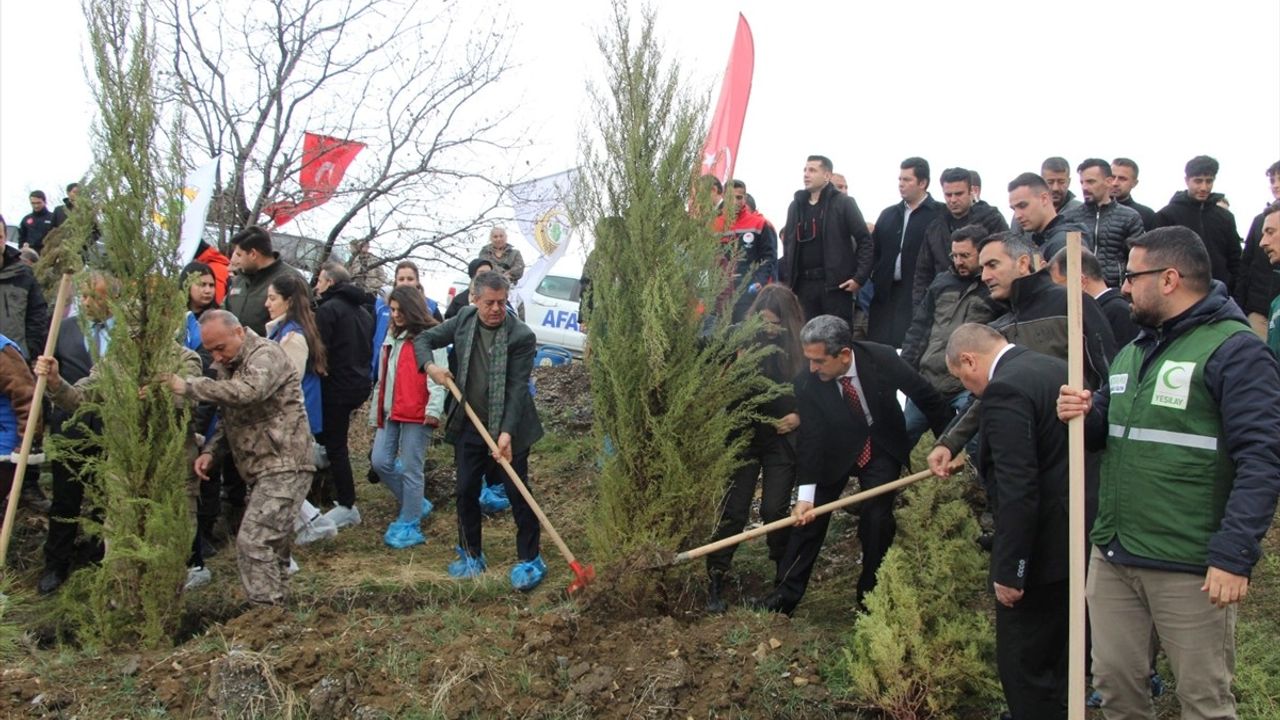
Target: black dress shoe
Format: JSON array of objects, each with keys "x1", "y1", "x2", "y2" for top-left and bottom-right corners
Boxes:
[
  {"x1": 746, "y1": 591, "x2": 794, "y2": 616},
  {"x1": 20, "y1": 485, "x2": 52, "y2": 513},
  {"x1": 706, "y1": 574, "x2": 727, "y2": 614},
  {"x1": 37, "y1": 568, "x2": 67, "y2": 595}
]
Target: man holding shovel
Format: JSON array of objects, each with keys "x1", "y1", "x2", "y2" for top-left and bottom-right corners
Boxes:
[
  {"x1": 756, "y1": 314, "x2": 952, "y2": 614},
  {"x1": 412, "y1": 270, "x2": 547, "y2": 590}
]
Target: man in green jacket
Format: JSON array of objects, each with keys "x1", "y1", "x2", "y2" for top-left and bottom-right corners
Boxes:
[
  {"x1": 413, "y1": 271, "x2": 546, "y2": 590},
  {"x1": 1058, "y1": 227, "x2": 1280, "y2": 719}
]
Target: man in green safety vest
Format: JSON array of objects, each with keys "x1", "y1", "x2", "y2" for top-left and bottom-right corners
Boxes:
[{"x1": 1058, "y1": 226, "x2": 1280, "y2": 719}]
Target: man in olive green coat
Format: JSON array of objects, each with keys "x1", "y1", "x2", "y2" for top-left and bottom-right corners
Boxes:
[{"x1": 414, "y1": 271, "x2": 545, "y2": 590}]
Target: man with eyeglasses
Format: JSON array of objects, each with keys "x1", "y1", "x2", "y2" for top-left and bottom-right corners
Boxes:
[
  {"x1": 901, "y1": 224, "x2": 1003, "y2": 449},
  {"x1": 1058, "y1": 226, "x2": 1280, "y2": 719}
]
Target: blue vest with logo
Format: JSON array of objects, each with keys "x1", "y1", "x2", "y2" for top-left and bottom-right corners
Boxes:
[{"x1": 270, "y1": 320, "x2": 324, "y2": 435}]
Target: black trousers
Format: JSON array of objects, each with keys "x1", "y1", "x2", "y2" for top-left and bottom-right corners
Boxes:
[
  {"x1": 44, "y1": 456, "x2": 103, "y2": 572},
  {"x1": 321, "y1": 394, "x2": 366, "y2": 509},
  {"x1": 996, "y1": 579, "x2": 1068, "y2": 720},
  {"x1": 454, "y1": 425, "x2": 540, "y2": 561},
  {"x1": 793, "y1": 278, "x2": 853, "y2": 325},
  {"x1": 0, "y1": 463, "x2": 12, "y2": 513},
  {"x1": 706, "y1": 431, "x2": 795, "y2": 576},
  {"x1": 773, "y1": 451, "x2": 899, "y2": 612}
]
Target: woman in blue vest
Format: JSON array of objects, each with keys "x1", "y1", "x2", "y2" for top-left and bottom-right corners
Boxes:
[
  {"x1": 264, "y1": 273, "x2": 338, "y2": 554},
  {"x1": 180, "y1": 262, "x2": 223, "y2": 589}
]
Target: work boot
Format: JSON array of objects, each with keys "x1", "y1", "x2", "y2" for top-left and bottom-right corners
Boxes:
[{"x1": 706, "y1": 573, "x2": 727, "y2": 614}]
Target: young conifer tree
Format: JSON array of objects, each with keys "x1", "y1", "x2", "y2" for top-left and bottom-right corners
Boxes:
[
  {"x1": 50, "y1": 0, "x2": 194, "y2": 648},
  {"x1": 574, "y1": 3, "x2": 779, "y2": 566},
  {"x1": 834, "y1": 479, "x2": 1002, "y2": 718}
]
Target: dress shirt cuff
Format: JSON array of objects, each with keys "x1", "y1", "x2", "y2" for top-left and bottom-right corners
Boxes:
[{"x1": 798, "y1": 484, "x2": 816, "y2": 504}]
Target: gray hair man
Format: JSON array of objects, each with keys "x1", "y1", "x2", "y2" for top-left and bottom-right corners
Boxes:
[{"x1": 171, "y1": 310, "x2": 316, "y2": 605}]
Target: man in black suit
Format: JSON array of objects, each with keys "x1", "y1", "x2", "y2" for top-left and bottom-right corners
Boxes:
[
  {"x1": 757, "y1": 314, "x2": 953, "y2": 614},
  {"x1": 38, "y1": 274, "x2": 113, "y2": 594},
  {"x1": 946, "y1": 323, "x2": 1069, "y2": 720},
  {"x1": 1049, "y1": 247, "x2": 1139, "y2": 347}
]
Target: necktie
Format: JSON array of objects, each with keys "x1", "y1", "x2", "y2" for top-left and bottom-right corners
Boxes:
[{"x1": 839, "y1": 376, "x2": 873, "y2": 468}]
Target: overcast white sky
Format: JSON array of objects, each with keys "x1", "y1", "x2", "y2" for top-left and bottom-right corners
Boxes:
[{"x1": 3, "y1": 0, "x2": 1279, "y2": 295}]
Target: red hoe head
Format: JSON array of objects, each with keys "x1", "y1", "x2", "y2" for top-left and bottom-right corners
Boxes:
[{"x1": 567, "y1": 561, "x2": 596, "y2": 596}]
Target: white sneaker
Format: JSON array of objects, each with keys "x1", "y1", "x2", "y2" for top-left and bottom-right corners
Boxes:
[
  {"x1": 184, "y1": 565, "x2": 212, "y2": 591},
  {"x1": 295, "y1": 512, "x2": 339, "y2": 545},
  {"x1": 323, "y1": 503, "x2": 362, "y2": 529},
  {"x1": 287, "y1": 557, "x2": 300, "y2": 576}
]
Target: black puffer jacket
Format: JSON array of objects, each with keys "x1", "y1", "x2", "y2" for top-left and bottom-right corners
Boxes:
[
  {"x1": 1233, "y1": 208, "x2": 1276, "y2": 316},
  {"x1": 1063, "y1": 200, "x2": 1145, "y2": 287},
  {"x1": 1154, "y1": 191, "x2": 1243, "y2": 292},
  {"x1": 912, "y1": 201, "x2": 1009, "y2": 304},
  {"x1": 1031, "y1": 214, "x2": 1094, "y2": 262},
  {"x1": 316, "y1": 281, "x2": 375, "y2": 404}
]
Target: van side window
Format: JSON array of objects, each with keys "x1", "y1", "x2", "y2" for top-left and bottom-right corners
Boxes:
[{"x1": 536, "y1": 276, "x2": 581, "y2": 302}]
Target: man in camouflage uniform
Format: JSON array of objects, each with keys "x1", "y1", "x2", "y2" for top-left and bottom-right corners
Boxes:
[{"x1": 173, "y1": 310, "x2": 314, "y2": 605}]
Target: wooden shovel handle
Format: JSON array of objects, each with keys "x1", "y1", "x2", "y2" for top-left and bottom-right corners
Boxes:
[{"x1": 441, "y1": 376, "x2": 579, "y2": 567}]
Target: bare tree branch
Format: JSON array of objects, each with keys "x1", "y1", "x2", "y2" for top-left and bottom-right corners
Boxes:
[{"x1": 157, "y1": 0, "x2": 526, "y2": 272}]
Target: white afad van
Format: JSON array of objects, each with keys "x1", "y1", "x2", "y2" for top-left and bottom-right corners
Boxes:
[{"x1": 525, "y1": 269, "x2": 585, "y2": 356}]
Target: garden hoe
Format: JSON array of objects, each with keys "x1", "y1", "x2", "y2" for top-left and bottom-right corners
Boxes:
[
  {"x1": 442, "y1": 377, "x2": 595, "y2": 596},
  {"x1": 653, "y1": 453, "x2": 967, "y2": 570}
]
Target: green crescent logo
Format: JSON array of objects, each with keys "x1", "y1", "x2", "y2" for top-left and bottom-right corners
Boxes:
[{"x1": 1161, "y1": 365, "x2": 1186, "y2": 389}]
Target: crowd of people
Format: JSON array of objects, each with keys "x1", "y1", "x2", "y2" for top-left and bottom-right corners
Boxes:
[
  {"x1": 701, "y1": 153, "x2": 1280, "y2": 720},
  {"x1": 2, "y1": 151, "x2": 1279, "y2": 720},
  {"x1": 0, "y1": 219, "x2": 538, "y2": 605}
]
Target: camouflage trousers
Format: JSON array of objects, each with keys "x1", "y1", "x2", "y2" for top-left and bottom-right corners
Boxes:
[{"x1": 237, "y1": 470, "x2": 311, "y2": 605}]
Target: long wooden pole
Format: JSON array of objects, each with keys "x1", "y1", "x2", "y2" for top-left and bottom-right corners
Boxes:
[
  {"x1": 1065, "y1": 232, "x2": 1087, "y2": 720},
  {"x1": 669, "y1": 465, "x2": 938, "y2": 566},
  {"x1": 441, "y1": 377, "x2": 582, "y2": 570},
  {"x1": 0, "y1": 272, "x2": 76, "y2": 568}
]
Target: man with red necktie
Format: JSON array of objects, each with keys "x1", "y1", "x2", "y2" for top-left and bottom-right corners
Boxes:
[{"x1": 753, "y1": 314, "x2": 953, "y2": 614}]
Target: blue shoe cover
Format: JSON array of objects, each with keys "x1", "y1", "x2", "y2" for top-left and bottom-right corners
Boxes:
[
  {"x1": 447, "y1": 546, "x2": 487, "y2": 578},
  {"x1": 384, "y1": 521, "x2": 425, "y2": 549},
  {"x1": 510, "y1": 555, "x2": 547, "y2": 591},
  {"x1": 420, "y1": 498, "x2": 434, "y2": 520},
  {"x1": 479, "y1": 485, "x2": 511, "y2": 514}
]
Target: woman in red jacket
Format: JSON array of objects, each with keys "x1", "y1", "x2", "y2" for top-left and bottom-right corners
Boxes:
[{"x1": 369, "y1": 285, "x2": 439, "y2": 548}]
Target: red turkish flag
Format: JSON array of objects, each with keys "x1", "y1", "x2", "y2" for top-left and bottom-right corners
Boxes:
[
  {"x1": 700, "y1": 14, "x2": 754, "y2": 186},
  {"x1": 264, "y1": 132, "x2": 366, "y2": 226}
]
